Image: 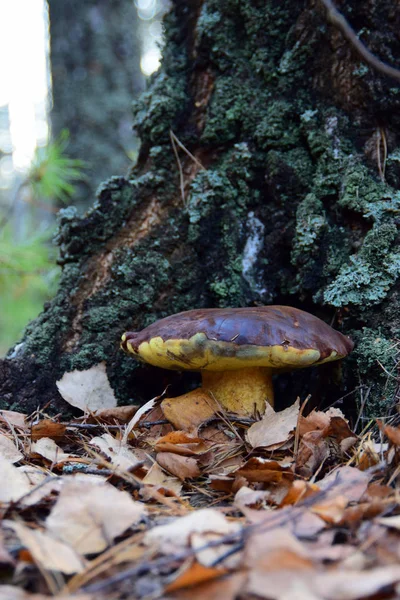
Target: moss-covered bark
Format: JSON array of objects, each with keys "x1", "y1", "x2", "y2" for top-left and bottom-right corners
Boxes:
[{"x1": 1, "y1": 0, "x2": 400, "y2": 421}]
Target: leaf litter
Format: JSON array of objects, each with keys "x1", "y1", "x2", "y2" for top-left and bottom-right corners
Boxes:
[{"x1": 2, "y1": 385, "x2": 400, "y2": 600}]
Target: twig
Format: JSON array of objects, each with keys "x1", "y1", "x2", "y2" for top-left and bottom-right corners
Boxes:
[{"x1": 320, "y1": 0, "x2": 400, "y2": 83}]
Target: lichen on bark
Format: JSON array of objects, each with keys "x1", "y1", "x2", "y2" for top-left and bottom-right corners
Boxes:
[{"x1": 1, "y1": 0, "x2": 400, "y2": 420}]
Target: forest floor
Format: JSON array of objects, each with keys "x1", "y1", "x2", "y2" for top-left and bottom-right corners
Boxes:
[{"x1": 1, "y1": 366, "x2": 400, "y2": 600}]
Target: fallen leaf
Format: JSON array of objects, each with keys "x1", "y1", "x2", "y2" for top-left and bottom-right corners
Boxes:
[
  {"x1": 0, "y1": 434, "x2": 23, "y2": 463},
  {"x1": 165, "y1": 559, "x2": 227, "y2": 593},
  {"x1": 0, "y1": 456, "x2": 32, "y2": 503},
  {"x1": 30, "y1": 420, "x2": 66, "y2": 441},
  {"x1": 0, "y1": 410, "x2": 27, "y2": 429},
  {"x1": 234, "y1": 486, "x2": 272, "y2": 511},
  {"x1": 46, "y1": 479, "x2": 146, "y2": 554},
  {"x1": 246, "y1": 400, "x2": 299, "y2": 449},
  {"x1": 144, "y1": 509, "x2": 240, "y2": 554},
  {"x1": 123, "y1": 395, "x2": 159, "y2": 441},
  {"x1": 30, "y1": 437, "x2": 71, "y2": 463},
  {"x1": 295, "y1": 430, "x2": 329, "y2": 478},
  {"x1": 192, "y1": 531, "x2": 241, "y2": 568},
  {"x1": 298, "y1": 407, "x2": 346, "y2": 436},
  {"x1": 161, "y1": 389, "x2": 219, "y2": 431},
  {"x1": 383, "y1": 424, "x2": 400, "y2": 446},
  {"x1": 235, "y1": 457, "x2": 294, "y2": 483},
  {"x1": 141, "y1": 462, "x2": 182, "y2": 496},
  {"x1": 90, "y1": 433, "x2": 142, "y2": 471},
  {"x1": 377, "y1": 515, "x2": 400, "y2": 530},
  {"x1": 313, "y1": 566, "x2": 400, "y2": 600},
  {"x1": 311, "y1": 495, "x2": 348, "y2": 524},
  {"x1": 155, "y1": 431, "x2": 210, "y2": 456},
  {"x1": 56, "y1": 362, "x2": 117, "y2": 412},
  {"x1": 280, "y1": 480, "x2": 320, "y2": 507},
  {"x1": 156, "y1": 452, "x2": 201, "y2": 480},
  {"x1": 88, "y1": 404, "x2": 139, "y2": 424},
  {"x1": 6, "y1": 521, "x2": 85, "y2": 574},
  {"x1": 165, "y1": 572, "x2": 246, "y2": 600}
]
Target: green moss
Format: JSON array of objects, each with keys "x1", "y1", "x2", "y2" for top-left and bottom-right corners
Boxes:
[
  {"x1": 351, "y1": 328, "x2": 398, "y2": 416},
  {"x1": 324, "y1": 223, "x2": 400, "y2": 307}
]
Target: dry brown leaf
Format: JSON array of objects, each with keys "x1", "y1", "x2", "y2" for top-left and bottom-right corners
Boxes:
[
  {"x1": 235, "y1": 457, "x2": 294, "y2": 484},
  {"x1": 0, "y1": 410, "x2": 27, "y2": 429},
  {"x1": 0, "y1": 434, "x2": 23, "y2": 463},
  {"x1": 165, "y1": 572, "x2": 246, "y2": 600},
  {"x1": 280, "y1": 480, "x2": 320, "y2": 507},
  {"x1": 295, "y1": 430, "x2": 329, "y2": 478},
  {"x1": 30, "y1": 437, "x2": 72, "y2": 463},
  {"x1": 155, "y1": 431, "x2": 211, "y2": 456},
  {"x1": 156, "y1": 452, "x2": 201, "y2": 480},
  {"x1": 30, "y1": 419, "x2": 66, "y2": 441},
  {"x1": 90, "y1": 433, "x2": 142, "y2": 471},
  {"x1": 45, "y1": 478, "x2": 146, "y2": 554},
  {"x1": 165, "y1": 559, "x2": 227, "y2": 593},
  {"x1": 318, "y1": 466, "x2": 371, "y2": 503},
  {"x1": 88, "y1": 404, "x2": 139, "y2": 424},
  {"x1": 383, "y1": 424, "x2": 400, "y2": 446},
  {"x1": 311, "y1": 495, "x2": 348, "y2": 524},
  {"x1": 141, "y1": 462, "x2": 182, "y2": 497},
  {"x1": 297, "y1": 407, "x2": 346, "y2": 436},
  {"x1": 56, "y1": 362, "x2": 117, "y2": 412},
  {"x1": 209, "y1": 474, "x2": 234, "y2": 493},
  {"x1": 144, "y1": 509, "x2": 240, "y2": 554},
  {"x1": 161, "y1": 389, "x2": 219, "y2": 431},
  {"x1": 7, "y1": 521, "x2": 86, "y2": 574},
  {"x1": 246, "y1": 399, "x2": 299, "y2": 449}
]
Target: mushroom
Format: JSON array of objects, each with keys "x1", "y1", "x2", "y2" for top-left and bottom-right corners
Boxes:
[{"x1": 121, "y1": 306, "x2": 353, "y2": 417}]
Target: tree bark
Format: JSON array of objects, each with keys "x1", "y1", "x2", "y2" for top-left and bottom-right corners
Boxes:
[
  {"x1": 1, "y1": 0, "x2": 400, "y2": 420},
  {"x1": 49, "y1": 0, "x2": 144, "y2": 207}
]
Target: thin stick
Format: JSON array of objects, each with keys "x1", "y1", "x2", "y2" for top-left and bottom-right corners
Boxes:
[
  {"x1": 170, "y1": 129, "x2": 186, "y2": 206},
  {"x1": 320, "y1": 0, "x2": 400, "y2": 83}
]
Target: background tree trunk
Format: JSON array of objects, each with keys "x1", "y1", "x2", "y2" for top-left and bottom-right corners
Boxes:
[
  {"x1": 1, "y1": 0, "x2": 400, "y2": 422},
  {"x1": 49, "y1": 0, "x2": 144, "y2": 208}
]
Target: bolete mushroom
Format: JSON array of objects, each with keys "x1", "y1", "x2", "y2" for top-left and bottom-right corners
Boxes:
[{"x1": 121, "y1": 306, "x2": 353, "y2": 417}]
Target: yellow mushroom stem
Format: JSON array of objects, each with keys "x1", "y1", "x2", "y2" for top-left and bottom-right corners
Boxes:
[
  {"x1": 201, "y1": 366, "x2": 274, "y2": 415},
  {"x1": 161, "y1": 367, "x2": 274, "y2": 426}
]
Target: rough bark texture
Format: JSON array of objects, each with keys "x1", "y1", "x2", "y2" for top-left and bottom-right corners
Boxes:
[
  {"x1": 49, "y1": 0, "x2": 144, "y2": 207},
  {"x1": 1, "y1": 0, "x2": 400, "y2": 420}
]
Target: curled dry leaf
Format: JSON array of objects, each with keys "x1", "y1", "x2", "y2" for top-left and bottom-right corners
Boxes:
[
  {"x1": 156, "y1": 452, "x2": 201, "y2": 480},
  {"x1": 90, "y1": 433, "x2": 142, "y2": 471},
  {"x1": 30, "y1": 419, "x2": 66, "y2": 441},
  {"x1": 155, "y1": 431, "x2": 211, "y2": 456},
  {"x1": 0, "y1": 410, "x2": 27, "y2": 430},
  {"x1": 0, "y1": 434, "x2": 23, "y2": 464},
  {"x1": 165, "y1": 572, "x2": 246, "y2": 600},
  {"x1": 6, "y1": 521, "x2": 86, "y2": 574},
  {"x1": 383, "y1": 424, "x2": 400, "y2": 446},
  {"x1": 246, "y1": 399, "x2": 299, "y2": 449},
  {"x1": 144, "y1": 509, "x2": 241, "y2": 554},
  {"x1": 45, "y1": 479, "x2": 146, "y2": 554},
  {"x1": 56, "y1": 362, "x2": 117, "y2": 412},
  {"x1": 165, "y1": 559, "x2": 227, "y2": 593}
]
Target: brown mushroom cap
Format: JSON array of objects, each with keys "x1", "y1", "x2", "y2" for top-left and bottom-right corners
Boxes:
[{"x1": 121, "y1": 306, "x2": 354, "y2": 372}]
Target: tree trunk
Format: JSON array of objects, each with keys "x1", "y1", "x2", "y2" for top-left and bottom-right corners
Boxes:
[
  {"x1": 49, "y1": 0, "x2": 144, "y2": 207},
  {"x1": 1, "y1": 0, "x2": 400, "y2": 420}
]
